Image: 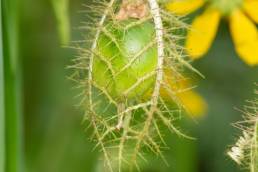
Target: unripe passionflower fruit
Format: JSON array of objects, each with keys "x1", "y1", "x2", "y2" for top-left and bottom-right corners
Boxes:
[{"x1": 92, "y1": 20, "x2": 157, "y2": 100}]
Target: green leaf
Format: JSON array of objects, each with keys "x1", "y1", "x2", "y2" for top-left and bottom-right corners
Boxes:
[{"x1": 51, "y1": 0, "x2": 70, "y2": 45}]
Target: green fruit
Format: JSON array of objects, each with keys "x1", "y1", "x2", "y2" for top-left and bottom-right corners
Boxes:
[{"x1": 92, "y1": 20, "x2": 157, "y2": 100}]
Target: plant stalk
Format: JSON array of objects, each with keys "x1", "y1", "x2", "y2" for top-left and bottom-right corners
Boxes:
[
  {"x1": 0, "y1": 1, "x2": 5, "y2": 171},
  {"x1": 2, "y1": 0, "x2": 23, "y2": 172}
]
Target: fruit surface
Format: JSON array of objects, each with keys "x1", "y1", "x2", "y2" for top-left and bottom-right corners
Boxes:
[{"x1": 92, "y1": 20, "x2": 157, "y2": 100}]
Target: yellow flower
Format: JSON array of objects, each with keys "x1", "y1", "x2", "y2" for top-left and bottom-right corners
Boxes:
[{"x1": 167, "y1": 0, "x2": 258, "y2": 66}]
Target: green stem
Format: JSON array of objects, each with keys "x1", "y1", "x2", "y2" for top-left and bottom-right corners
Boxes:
[
  {"x1": 0, "y1": 1, "x2": 5, "y2": 172},
  {"x1": 2, "y1": 0, "x2": 23, "y2": 172}
]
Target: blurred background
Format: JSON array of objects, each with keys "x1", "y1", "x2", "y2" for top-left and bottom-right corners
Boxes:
[{"x1": 5, "y1": 0, "x2": 258, "y2": 171}]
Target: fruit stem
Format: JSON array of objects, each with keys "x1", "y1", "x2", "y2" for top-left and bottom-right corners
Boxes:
[
  {"x1": 118, "y1": 110, "x2": 131, "y2": 172},
  {"x1": 88, "y1": 0, "x2": 116, "y2": 109},
  {"x1": 116, "y1": 103, "x2": 125, "y2": 130},
  {"x1": 130, "y1": 0, "x2": 165, "y2": 166},
  {"x1": 147, "y1": 0, "x2": 164, "y2": 106},
  {"x1": 87, "y1": 0, "x2": 116, "y2": 172}
]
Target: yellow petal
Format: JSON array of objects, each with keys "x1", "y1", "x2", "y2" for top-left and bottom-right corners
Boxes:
[
  {"x1": 243, "y1": 0, "x2": 258, "y2": 23},
  {"x1": 235, "y1": 41, "x2": 258, "y2": 65},
  {"x1": 186, "y1": 8, "x2": 221, "y2": 59},
  {"x1": 160, "y1": 71, "x2": 207, "y2": 118},
  {"x1": 144, "y1": 70, "x2": 207, "y2": 118},
  {"x1": 229, "y1": 9, "x2": 258, "y2": 65},
  {"x1": 166, "y1": 0, "x2": 205, "y2": 15},
  {"x1": 230, "y1": 9, "x2": 257, "y2": 45},
  {"x1": 177, "y1": 90, "x2": 207, "y2": 118}
]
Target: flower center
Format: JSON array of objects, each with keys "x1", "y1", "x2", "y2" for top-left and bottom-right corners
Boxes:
[{"x1": 209, "y1": 0, "x2": 243, "y2": 15}]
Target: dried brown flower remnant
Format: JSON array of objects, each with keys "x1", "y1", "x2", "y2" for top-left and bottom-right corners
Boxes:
[{"x1": 115, "y1": 0, "x2": 149, "y2": 20}]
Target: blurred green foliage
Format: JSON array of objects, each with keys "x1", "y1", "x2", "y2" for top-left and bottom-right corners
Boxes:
[
  {"x1": 0, "y1": 2, "x2": 5, "y2": 171},
  {"x1": 16, "y1": 0, "x2": 258, "y2": 172},
  {"x1": 51, "y1": 0, "x2": 70, "y2": 45},
  {"x1": 2, "y1": 0, "x2": 23, "y2": 171}
]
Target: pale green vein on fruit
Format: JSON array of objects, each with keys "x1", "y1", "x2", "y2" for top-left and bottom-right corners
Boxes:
[{"x1": 51, "y1": 0, "x2": 70, "y2": 45}]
